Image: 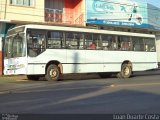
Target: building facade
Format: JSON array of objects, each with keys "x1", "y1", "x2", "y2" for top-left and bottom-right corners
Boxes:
[{"x1": 0, "y1": 0, "x2": 160, "y2": 75}]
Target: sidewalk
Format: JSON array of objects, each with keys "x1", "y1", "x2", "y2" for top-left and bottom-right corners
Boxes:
[{"x1": 0, "y1": 75, "x2": 28, "y2": 93}]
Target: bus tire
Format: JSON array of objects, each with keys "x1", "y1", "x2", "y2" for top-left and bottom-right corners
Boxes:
[
  {"x1": 120, "y1": 64, "x2": 132, "y2": 78},
  {"x1": 27, "y1": 75, "x2": 40, "y2": 80},
  {"x1": 45, "y1": 64, "x2": 60, "y2": 81}
]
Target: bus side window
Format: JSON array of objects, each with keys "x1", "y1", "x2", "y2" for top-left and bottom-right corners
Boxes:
[
  {"x1": 85, "y1": 33, "x2": 93, "y2": 49},
  {"x1": 132, "y1": 37, "x2": 144, "y2": 51},
  {"x1": 119, "y1": 36, "x2": 131, "y2": 51},
  {"x1": 101, "y1": 34, "x2": 110, "y2": 50},
  {"x1": 47, "y1": 31, "x2": 62, "y2": 49},
  {"x1": 73, "y1": 33, "x2": 85, "y2": 49},
  {"x1": 110, "y1": 37, "x2": 118, "y2": 50},
  {"x1": 93, "y1": 34, "x2": 101, "y2": 50},
  {"x1": 65, "y1": 32, "x2": 78, "y2": 49},
  {"x1": 144, "y1": 38, "x2": 156, "y2": 52},
  {"x1": 85, "y1": 34, "x2": 101, "y2": 50},
  {"x1": 27, "y1": 34, "x2": 39, "y2": 57},
  {"x1": 78, "y1": 34, "x2": 84, "y2": 49},
  {"x1": 27, "y1": 30, "x2": 46, "y2": 57}
]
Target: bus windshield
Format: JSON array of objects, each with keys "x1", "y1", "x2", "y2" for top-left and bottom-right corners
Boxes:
[{"x1": 4, "y1": 33, "x2": 26, "y2": 59}]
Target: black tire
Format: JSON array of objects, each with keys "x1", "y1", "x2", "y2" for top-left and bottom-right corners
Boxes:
[
  {"x1": 27, "y1": 75, "x2": 40, "y2": 80},
  {"x1": 45, "y1": 64, "x2": 60, "y2": 81},
  {"x1": 120, "y1": 64, "x2": 132, "y2": 78}
]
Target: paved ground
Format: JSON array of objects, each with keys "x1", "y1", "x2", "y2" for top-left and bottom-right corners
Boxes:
[
  {"x1": 0, "y1": 73, "x2": 160, "y2": 114},
  {"x1": 0, "y1": 73, "x2": 105, "y2": 93},
  {"x1": 0, "y1": 75, "x2": 28, "y2": 92},
  {"x1": 0, "y1": 69, "x2": 159, "y2": 93}
]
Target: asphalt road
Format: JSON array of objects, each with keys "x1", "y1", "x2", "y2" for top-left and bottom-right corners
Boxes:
[{"x1": 0, "y1": 70, "x2": 160, "y2": 115}]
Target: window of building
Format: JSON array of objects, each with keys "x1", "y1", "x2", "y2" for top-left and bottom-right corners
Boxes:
[
  {"x1": 45, "y1": 0, "x2": 64, "y2": 10},
  {"x1": 10, "y1": 0, "x2": 34, "y2": 7}
]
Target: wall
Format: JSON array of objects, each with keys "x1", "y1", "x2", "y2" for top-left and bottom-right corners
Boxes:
[
  {"x1": 73, "y1": 0, "x2": 85, "y2": 25},
  {"x1": 0, "y1": 0, "x2": 85, "y2": 25},
  {"x1": 63, "y1": 0, "x2": 73, "y2": 24},
  {"x1": 64, "y1": 0, "x2": 85, "y2": 25},
  {"x1": 0, "y1": 0, "x2": 45, "y2": 23},
  {"x1": 148, "y1": 4, "x2": 160, "y2": 30}
]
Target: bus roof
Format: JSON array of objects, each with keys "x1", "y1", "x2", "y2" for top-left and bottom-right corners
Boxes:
[{"x1": 9, "y1": 24, "x2": 155, "y2": 38}]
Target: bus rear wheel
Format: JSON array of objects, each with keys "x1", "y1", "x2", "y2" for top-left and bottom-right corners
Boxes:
[
  {"x1": 117, "y1": 64, "x2": 132, "y2": 78},
  {"x1": 45, "y1": 64, "x2": 60, "y2": 81}
]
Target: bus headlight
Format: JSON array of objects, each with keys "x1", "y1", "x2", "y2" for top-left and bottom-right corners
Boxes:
[
  {"x1": 8, "y1": 65, "x2": 16, "y2": 69},
  {"x1": 16, "y1": 64, "x2": 25, "y2": 69}
]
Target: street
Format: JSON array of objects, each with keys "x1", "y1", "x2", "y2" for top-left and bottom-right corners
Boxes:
[{"x1": 0, "y1": 70, "x2": 160, "y2": 114}]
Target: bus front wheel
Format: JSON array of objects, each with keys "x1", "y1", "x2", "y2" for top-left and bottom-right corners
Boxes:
[
  {"x1": 117, "y1": 64, "x2": 132, "y2": 78},
  {"x1": 45, "y1": 64, "x2": 60, "y2": 81}
]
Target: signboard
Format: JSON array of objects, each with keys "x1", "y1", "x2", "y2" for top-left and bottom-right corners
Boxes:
[{"x1": 86, "y1": 0, "x2": 160, "y2": 30}]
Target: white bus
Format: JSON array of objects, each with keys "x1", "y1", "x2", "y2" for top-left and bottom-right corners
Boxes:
[{"x1": 3, "y1": 24, "x2": 158, "y2": 81}]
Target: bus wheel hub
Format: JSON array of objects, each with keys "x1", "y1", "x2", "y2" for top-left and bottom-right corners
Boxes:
[
  {"x1": 124, "y1": 67, "x2": 129, "y2": 75},
  {"x1": 50, "y1": 69, "x2": 57, "y2": 77}
]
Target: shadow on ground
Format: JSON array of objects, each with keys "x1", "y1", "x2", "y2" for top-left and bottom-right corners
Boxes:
[{"x1": 1, "y1": 69, "x2": 160, "y2": 82}]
